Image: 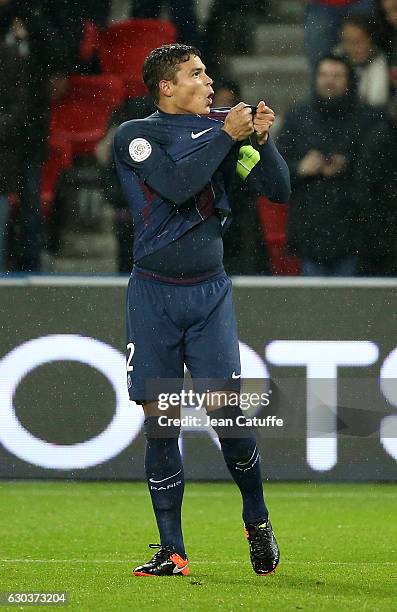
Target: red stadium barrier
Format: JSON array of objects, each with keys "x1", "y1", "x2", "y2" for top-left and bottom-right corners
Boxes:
[
  {"x1": 257, "y1": 196, "x2": 301, "y2": 275},
  {"x1": 97, "y1": 19, "x2": 177, "y2": 98}
]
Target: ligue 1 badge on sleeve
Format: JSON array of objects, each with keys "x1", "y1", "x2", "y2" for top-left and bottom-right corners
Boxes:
[{"x1": 129, "y1": 138, "x2": 152, "y2": 162}]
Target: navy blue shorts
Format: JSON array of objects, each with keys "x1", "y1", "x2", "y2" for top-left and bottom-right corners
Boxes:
[{"x1": 126, "y1": 266, "x2": 241, "y2": 401}]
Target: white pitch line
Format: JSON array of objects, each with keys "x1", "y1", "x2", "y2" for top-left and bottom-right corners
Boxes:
[
  {"x1": 0, "y1": 490, "x2": 396, "y2": 500},
  {"x1": 0, "y1": 560, "x2": 395, "y2": 566}
]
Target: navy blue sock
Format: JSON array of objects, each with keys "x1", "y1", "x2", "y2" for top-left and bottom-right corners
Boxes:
[
  {"x1": 211, "y1": 405, "x2": 268, "y2": 525},
  {"x1": 144, "y1": 417, "x2": 186, "y2": 558}
]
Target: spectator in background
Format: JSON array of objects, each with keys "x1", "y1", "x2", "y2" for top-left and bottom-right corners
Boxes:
[
  {"x1": 374, "y1": 0, "x2": 397, "y2": 58},
  {"x1": 213, "y1": 79, "x2": 270, "y2": 275},
  {"x1": 96, "y1": 96, "x2": 156, "y2": 272},
  {"x1": 0, "y1": 0, "x2": 81, "y2": 271},
  {"x1": 19, "y1": 2, "x2": 112, "y2": 75},
  {"x1": 211, "y1": 79, "x2": 240, "y2": 109},
  {"x1": 0, "y1": 19, "x2": 27, "y2": 272},
  {"x1": 303, "y1": 0, "x2": 375, "y2": 76},
  {"x1": 278, "y1": 54, "x2": 379, "y2": 276},
  {"x1": 336, "y1": 15, "x2": 389, "y2": 106},
  {"x1": 354, "y1": 52, "x2": 397, "y2": 274}
]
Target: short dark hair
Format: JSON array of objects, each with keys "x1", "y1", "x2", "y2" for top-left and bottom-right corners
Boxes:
[
  {"x1": 342, "y1": 14, "x2": 376, "y2": 40},
  {"x1": 316, "y1": 53, "x2": 356, "y2": 88},
  {"x1": 143, "y1": 43, "x2": 201, "y2": 103}
]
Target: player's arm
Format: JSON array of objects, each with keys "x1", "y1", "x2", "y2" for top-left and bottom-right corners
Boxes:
[
  {"x1": 238, "y1": 101, "x2": 291, "y2": 202},
  {"x1": 114, "y1": 123, "x2": 235, "y2": 207},
  {"x1": 113, "y1": 105, "x2": 254, "y2": 207},
  {"x1": 242, "y1": 134, "x2": 291, "y2": 203}
]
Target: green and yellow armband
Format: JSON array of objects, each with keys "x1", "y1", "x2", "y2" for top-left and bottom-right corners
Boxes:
[{"x1": 236, "y1": 145, "x2": 260, "y2": 181}]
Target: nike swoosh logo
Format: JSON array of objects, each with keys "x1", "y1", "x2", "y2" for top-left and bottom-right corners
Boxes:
[
  {"x1": 149, "y1": 469, "x2": 182, "y2": 484},
  {"x1": 232, "y1": 372, "x2": 241, "y2": 379},
  {"x1": 191, "y1": 128, "x2": 213, "y2": 139},
  {"x1": 173, "y1": 562, "x2": 189, "y2": 574}
]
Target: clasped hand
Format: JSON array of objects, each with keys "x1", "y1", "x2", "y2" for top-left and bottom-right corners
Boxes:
[{"x1": 222, "y1": 100, "x2": 275, "y2": 143}]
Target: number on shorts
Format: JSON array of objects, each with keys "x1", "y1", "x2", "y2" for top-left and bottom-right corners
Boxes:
[{"x1": 126, "y1": 342, "x2": 135, "y2": 372}]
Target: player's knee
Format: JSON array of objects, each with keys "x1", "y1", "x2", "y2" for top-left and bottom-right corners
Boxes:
[
  {"x1": 208, "y1": 404, "x2": 251, "y2": 439},
  {"x1": 143, "y1": 415, "x2": 181, "y2": 440}
]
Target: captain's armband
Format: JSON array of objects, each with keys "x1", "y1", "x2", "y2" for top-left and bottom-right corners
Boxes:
[{"x1": 236, "y1": 145, "x2": 261, "y2": 180}]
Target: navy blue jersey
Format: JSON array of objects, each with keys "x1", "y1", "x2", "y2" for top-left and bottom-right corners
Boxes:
[{"x1": 113, "y1": 109, "x2": 290, "y2": 262}]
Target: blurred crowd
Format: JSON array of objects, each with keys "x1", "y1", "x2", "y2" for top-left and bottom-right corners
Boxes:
[
  {"x1": 282, "y1": 0, "x2": 397, "y2": 275},
  {"x1": 0, "y1": 0, "x2": 396, "y2": 275}
]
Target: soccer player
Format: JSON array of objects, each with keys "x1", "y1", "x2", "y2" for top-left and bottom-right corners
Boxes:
[{"x1": 113, "y1": 44, "x2": 290, "y2": 577}]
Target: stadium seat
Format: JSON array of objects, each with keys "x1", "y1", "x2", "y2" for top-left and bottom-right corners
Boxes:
[
  {"x1": 49, "y1": 74, "x2": 125, "y2": 157},
  {"x1": 257, "y1": 197, "x2": 301, "y2": 275},
  {"x1": 97, "y1": 19, "x2": 177, "y2": 98}
]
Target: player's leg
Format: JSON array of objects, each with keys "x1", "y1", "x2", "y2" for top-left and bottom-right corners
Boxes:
[
  {"x1": 134, "y1": 400, "x2": 189, "y2": 576},
  {"x1": 204, "y1": 400, "x2": 279, "y2": 575},
  {"x1": 142, "y1": 402, "x2": 185, "y2": 557},
  {"x1": 184, "y1": 273, "x2": 268, "y2": 524},
  {"x1": 184, "y1": 273, "x2": 279, "y2": 574},
  {"x1": 126, "y1": 273, "x2": 188, "y2": 575},
  {"x1": 206, "y1": 400, "x2": 269, "y2": 525}
]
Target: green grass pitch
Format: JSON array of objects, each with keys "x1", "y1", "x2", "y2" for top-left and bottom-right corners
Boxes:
[{"x1": 0, "y1": 481, "x2": 395, "y2": 611}]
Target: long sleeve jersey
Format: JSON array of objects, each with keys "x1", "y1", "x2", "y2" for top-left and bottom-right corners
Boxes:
[{"x1": 113, "y1": 108, "x2": 290, "y2": 266}]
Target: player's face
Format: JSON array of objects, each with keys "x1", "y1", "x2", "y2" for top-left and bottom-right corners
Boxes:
[
  {"x1": 166, "y1": 55, "x2": 214, "y2": 114},
  {"x1": 316, "y1": 60, "x2": 349, "y2": 99}
]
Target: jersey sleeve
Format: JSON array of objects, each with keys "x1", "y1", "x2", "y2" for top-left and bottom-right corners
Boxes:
[
  {"x1": 244, "y1": 135, "x2": 291, "y2": 203},
  {"x1": 113, "y1": 121, "x2": 235, "y2": 207}
]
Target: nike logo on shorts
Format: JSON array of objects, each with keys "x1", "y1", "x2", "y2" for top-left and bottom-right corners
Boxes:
[
  {"x1": 191, "y1": 128, "x2": 213, "y2": 139},
  {"x1": 232, "y1": 372, "x2": 241, "y2": 379}
]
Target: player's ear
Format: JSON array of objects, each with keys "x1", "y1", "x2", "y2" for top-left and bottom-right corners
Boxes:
[{"x1": 159, "y1": 79, "x2": 173, "y2": 98}]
